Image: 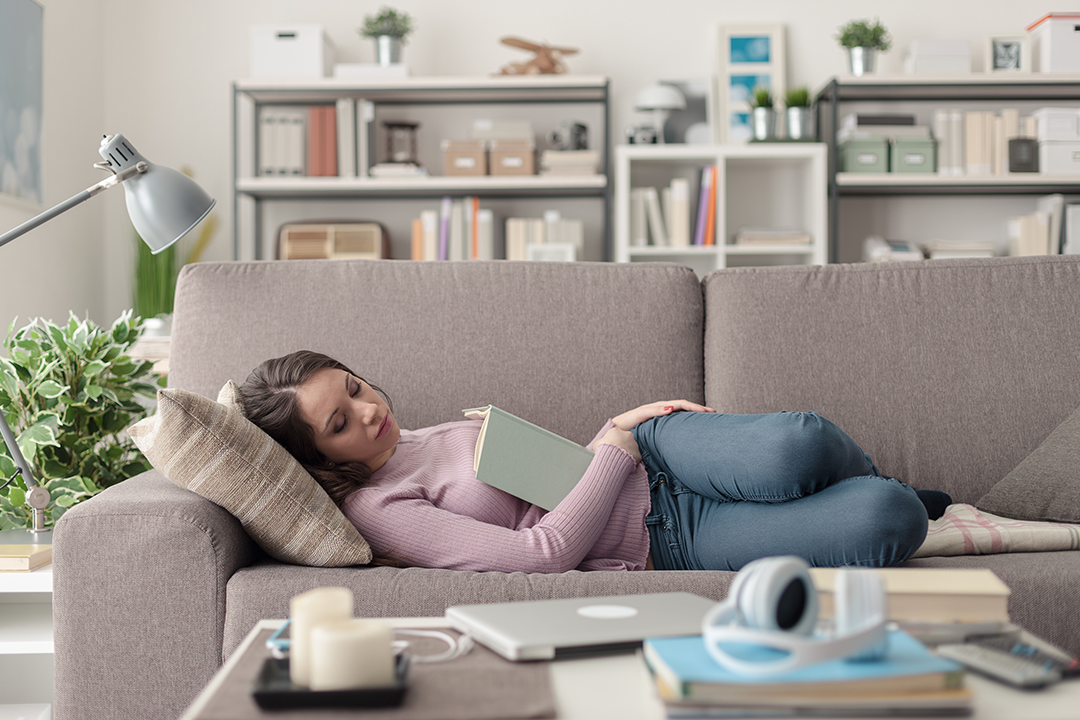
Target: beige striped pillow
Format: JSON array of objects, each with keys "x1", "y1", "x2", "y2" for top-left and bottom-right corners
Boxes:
[{"x1": 127, "y1": 382, "x2": 372, "y2": 566}]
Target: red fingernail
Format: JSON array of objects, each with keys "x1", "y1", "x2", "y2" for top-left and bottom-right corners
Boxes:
[{"x1": 664, "y1": 406, "x2": 674, "y2": 411}]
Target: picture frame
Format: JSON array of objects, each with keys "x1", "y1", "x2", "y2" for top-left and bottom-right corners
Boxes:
[
  {"x1": 716, "y1": 24, "x2": 786, "y2": 144},
  {"x1": 986, "y1": 35, "x2": 1030, "y2": 73},
  {"x1": 0, "y1": 0, "x2": 44, "y2": 208}
]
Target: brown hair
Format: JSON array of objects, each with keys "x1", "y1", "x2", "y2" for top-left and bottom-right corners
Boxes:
[{"x1": 239, "y1": 350, "x2": 405, "y2": 566}]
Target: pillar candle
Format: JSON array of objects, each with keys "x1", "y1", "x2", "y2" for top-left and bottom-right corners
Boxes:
[
  {"x1": 289, "y1": 587, "x2": 354, "y2": 687},
  {"x1": 310, "y1": 619, "x2": 396, "y2": 690}
]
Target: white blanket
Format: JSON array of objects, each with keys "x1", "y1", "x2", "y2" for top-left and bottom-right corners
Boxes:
[{"x1": 912, "y1": 503, "x2": 1080, "y2": 558}]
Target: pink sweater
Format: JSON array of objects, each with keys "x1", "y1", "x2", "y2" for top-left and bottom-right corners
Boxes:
[{"x1": 341, "y1": 419, "x2": 651, "y2": 572}]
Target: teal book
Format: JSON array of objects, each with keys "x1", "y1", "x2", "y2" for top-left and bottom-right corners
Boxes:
[
  {"x1": 462, "y1": 405, "x2": 595, "y2": 511},
  {"x1": 643, "y1": 630, "x2": 968, "y2": 708}
]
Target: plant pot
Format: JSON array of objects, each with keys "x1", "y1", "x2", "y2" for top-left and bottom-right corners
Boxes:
[
  {"x1": 752, "y1": 107, "x2": 777, "y2": 141},
  {"x1": 375, "y1": 35, "x2": 403, "y2": 66},
  {"x1": 786, "y1": 107, "x2": 815, "y2": 140},
  {"x1": 847, "y1": 47, "x2": 877, "y2": 76}
]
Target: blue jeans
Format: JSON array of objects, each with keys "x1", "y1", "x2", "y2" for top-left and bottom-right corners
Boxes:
[{"x1": 633, "y1": 411, "x2": 928, "y2": 571}]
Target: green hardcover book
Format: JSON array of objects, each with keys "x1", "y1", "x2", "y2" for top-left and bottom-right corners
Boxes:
[{"x1": 462, "y1": 405, "x2": 595, "y2": 511}]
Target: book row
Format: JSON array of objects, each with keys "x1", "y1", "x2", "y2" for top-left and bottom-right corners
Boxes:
[
  {"x1": 409, "y1": 197, "x2": 584, "y2": 262},
  {"x1": 631, "y1": 167, "x2": 811, "y2": 249}
]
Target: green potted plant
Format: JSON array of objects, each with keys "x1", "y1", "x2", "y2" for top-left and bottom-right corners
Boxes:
[
  {"x1": 0, "y1": 312, "x2": 161, "y2": 529},
  {"x1": 359, "y1": 6, "x2": 415, "y2": 66},
  {"x1": 750, "y1": 86, "x2": 776, "y2": 141},
  {"x1": 783, "y1": 86, "x2": 814, "y2": 140},
  {"x1": 836, "y1": 19, "x2": 891, "y2": 76}
]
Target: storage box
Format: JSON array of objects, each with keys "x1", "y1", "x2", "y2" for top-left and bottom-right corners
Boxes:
[
  {"x1": 1027, "y1": 13, "x2": 1080, "y2": 73},
  {"x1": 903, "y1": 39, "x2": 972, "y2": 75},
  {"x1": 442, "y1": 140, "x2": 488, "y2": 176},
  {"x1": 1032, "y1": 107, "x2": 1080, "y2": 142},
  {"x1": 1038, "y1": 142, "x2": 1080, "y2": 174},
  {"x1": 249, "y1": 25, "x2": 334, "y2": 78},
  {"x1": 489, "y1": 139, "x2": 536, "y2": 176},
  {"x1": 890, "y1": 138, "x2": 936, "y2": 173},
  {"x1": 840, "y1": 138, "x2": 889, "y2": 173}
]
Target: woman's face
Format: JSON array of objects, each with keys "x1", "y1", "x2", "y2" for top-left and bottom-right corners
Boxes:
[{"x1": 294, "y1": 367, "x2": 400, "y2": 470}]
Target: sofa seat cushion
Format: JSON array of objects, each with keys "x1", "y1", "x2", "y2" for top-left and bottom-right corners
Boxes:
[
  {"x1": 128, "y1": 383, "x2": 372, "y2": 567},
  {"x1": 976, "y1": 402, "x2": 1080, "y2": 523}
]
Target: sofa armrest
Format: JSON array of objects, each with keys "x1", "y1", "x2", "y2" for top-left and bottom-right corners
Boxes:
[{"x1": 53, "y1": 470, "x2": 258, "y2": 720}]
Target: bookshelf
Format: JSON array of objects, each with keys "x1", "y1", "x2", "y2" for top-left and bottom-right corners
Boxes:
[
  {"x1": 816, "y1": 75, "x2": 1080, "y2": 262},
  {"x1": 614, "y1": 143, "x2": 828, "y2": 276},
  {"x1": 232, "y1": 76, "x2": 611, "y2": 262},
  {"x1": 0, "y1": 565, "x2": 53, "y2": 709}
]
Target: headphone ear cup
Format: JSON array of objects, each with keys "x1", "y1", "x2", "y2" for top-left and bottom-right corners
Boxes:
[
  {"x1": 736, "y1": 556, "x2": 817, "y2": 636},
  {"x1": 834, "y1": 569, "x2": 889, "y2": 661}
]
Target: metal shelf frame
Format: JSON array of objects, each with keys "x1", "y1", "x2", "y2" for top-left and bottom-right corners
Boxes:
[{"x1": 815, "y1": 75, "x2": 1080, "y2": 261}]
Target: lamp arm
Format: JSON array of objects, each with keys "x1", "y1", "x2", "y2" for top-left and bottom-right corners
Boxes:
[
  {"x1": 0, "y1": 409, "x2": 50, "y2": 533},
  {"x1": 0, "y1": 162, "x2": 147, "y2": 251}
]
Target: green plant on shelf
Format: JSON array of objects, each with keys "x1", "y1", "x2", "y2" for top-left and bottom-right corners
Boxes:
[
  {"x1": 784, "y1": 86, "x2": 811, "y2": 108},
  {"x1": 0, "y1": 312, "x2": 162, "y2": 530},
  {"x1": 750, "y1": 87, "x2": 774, "y2": 109},
  {"x1": 835, "y1": 18, "x2": 891, "y2": 51},
  {"x1": 359, "y1": 6, "x2": 415, "y2": 40}
]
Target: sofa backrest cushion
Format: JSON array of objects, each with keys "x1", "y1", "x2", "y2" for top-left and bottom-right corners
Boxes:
[
  {"x1": 702, "y1": 256, "x2": 1080, "y2": 504},
  {"x1": 169, "y1": 260, "x2": 705, "y2": 446}
]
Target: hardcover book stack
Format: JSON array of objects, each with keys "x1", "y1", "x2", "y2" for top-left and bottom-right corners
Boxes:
[{"x1": 643, "y1": 630, "x2": 972, "y2": 718}]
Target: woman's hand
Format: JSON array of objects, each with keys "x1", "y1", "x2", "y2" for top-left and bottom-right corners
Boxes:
[
  {"x1": 595, "y1": 426, "x2": 642, "y2": 463},
  {"x1": 610, "y1": 400, "x2": 716, "y2": 432}
]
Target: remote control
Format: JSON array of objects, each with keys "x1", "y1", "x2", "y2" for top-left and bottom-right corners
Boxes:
[
  {"x1": 967, "y1": 633, "x2": 1080, "y2": 678},
  {"x1": 936, "y1": 643, "x2": 1062, "y2": 689}
]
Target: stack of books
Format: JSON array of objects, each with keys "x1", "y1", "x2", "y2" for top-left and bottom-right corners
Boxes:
[{"x1": 643, "y1": 629, "x2": 972, "y2": 718}]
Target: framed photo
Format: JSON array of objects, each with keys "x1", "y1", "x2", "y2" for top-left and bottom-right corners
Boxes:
[
  {"x1": 986, "y1": 35, "x2": 1030, "y2": 73},
  {"x1": 716, "y1": 24, "x2": 786, "y2": 144},
  {"x1": 0, "y1": 0, "x2": 43, "y2": 208}
]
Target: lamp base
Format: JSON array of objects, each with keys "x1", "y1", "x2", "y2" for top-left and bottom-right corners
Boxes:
[{"x1": 0, "y1": 527, "x2": 52, "y2": 545}]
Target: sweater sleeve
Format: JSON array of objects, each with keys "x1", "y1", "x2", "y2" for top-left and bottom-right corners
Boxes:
[{"x1": 343, "y1": 442, "x2": 638, "y2": 573}]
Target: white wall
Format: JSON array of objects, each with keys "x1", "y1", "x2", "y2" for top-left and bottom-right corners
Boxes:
[
  {"x1": 3, "y1": 0, "x2": 1066, "y2": 325},
  {"x1": 0, "y1": 0, "x2": 104, "y2": 329}
]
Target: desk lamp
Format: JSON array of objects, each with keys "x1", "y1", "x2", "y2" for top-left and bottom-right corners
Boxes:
[
  {"x1": 0, "y1": 134, "x2": 215, "y2": 541},
  {"x1": 634, "y1": 84, "x2": 686, "y2": 145}
]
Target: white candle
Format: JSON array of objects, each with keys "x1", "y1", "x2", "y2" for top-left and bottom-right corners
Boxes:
[
  {"x1": 289, "y1": 587, "x2": 353, "y2": 687},
  {"x1": 310, "y1": 619, "x2": 396, "y2": 690}
]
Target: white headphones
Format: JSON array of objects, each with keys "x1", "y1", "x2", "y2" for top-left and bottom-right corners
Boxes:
[{"x1": 701, "y1": 556, "x2": 888, "y2": 676}]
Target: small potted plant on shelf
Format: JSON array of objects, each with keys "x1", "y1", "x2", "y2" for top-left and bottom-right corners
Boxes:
[
  {"x1": 836, "y1": 18, "x2": 891, "y2": 76},
  {"x1": 783, "y1": 86, "x2": 814, "y2": 140},
  {"x1": 359, "y1": 6, "x2": 416, "y2": 66},
  {"x1": 750, "y1": 86, "x2": 776, "y2": 141}
]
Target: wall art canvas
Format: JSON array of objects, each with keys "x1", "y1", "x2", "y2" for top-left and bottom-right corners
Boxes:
[
  {"x1": 0, "y1": 0, "x2": 44, "y2": 207},
  {"x1": 716, "y1": 24, "x2": 785, "y2": 144}
]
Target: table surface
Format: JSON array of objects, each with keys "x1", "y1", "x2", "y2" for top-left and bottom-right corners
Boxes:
[{"x1": 182, "y1": 618, "x2": 1080, "y2": 720}]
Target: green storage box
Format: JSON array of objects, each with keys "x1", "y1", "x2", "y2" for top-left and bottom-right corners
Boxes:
[
  {"x1": 891, "y1": 138, "x2": 936, "y2": 173},
  {"x1": 839, "y1": 138, "x2": 888, "y2": 173}
]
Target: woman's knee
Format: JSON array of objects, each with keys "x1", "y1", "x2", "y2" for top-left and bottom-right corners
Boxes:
[
  {"x1": 771, "y1": 412, "x2": 870, "y2": 483},
  {"x1": 853, "y1": 478, "x2": 928, "y2": 565}
]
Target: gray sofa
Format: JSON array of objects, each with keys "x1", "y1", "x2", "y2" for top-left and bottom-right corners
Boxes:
[{"x1": 53, "y1": 257, "x2": 1080, "y2": 720}]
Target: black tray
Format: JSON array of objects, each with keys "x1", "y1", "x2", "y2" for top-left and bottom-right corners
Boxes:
[{"x1": 252, "y1": 654, "x2": 409, "y2": 710}]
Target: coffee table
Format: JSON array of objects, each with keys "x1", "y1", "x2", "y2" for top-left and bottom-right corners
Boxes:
[{"x1": 182, "y1": 618, "x2": 1080, "y2": 720}]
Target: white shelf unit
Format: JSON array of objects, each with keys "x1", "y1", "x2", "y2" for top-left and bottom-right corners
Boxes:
[
  {"x1": 0, "y1": 565, "x2": 53, "y2": 708},
  {"x1": 614, "y1": 143, "x2": 827, "y2": 276},
  {"x1": 816, "y1": 74, "x2": 1080, "y2": 263},
  {"x1": 232, "y1": 75, "x2": 610, "y2": 262}
]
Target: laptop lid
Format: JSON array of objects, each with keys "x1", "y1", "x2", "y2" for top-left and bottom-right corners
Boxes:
[{"x1": 445, "y1": 592, "x2": 717, "y2": 661}]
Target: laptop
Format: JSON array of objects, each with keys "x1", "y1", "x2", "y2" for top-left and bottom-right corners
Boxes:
[{"x1": 445, "y1": 591, "x2": 717, "y2": 661}]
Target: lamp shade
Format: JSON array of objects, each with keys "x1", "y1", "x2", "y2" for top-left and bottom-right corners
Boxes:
[
  {"x1": 634, "y1": 84, "x2": 686, "y2": 112},
  {"x1": 98, "y1": 134, "x2": 216, "y2": 253}
]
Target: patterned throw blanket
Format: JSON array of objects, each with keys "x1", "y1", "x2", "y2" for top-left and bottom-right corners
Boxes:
[{"x1": 912, "y1": 503, "x2": 1080, "y2": 558}]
